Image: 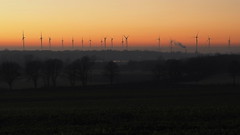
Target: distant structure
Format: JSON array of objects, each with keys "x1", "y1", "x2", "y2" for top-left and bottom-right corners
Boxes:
[
  {"x1": 195, "y1": 33, "x2": 199, "y2": 54},
  {"x1": 121, "y1": 37, "x2": 124, "y2": 48},
  {"x1": 111, "y1": 38, "x2": 114, "y2": 48},
  {"x1": 228, "y1": 36, "x2": 231, "y2": 48},
  {"x1": 49, "y1": 37, "x2": 51, "y2": 49},
  {"x1": 22, "y1": 31, "x2": 26, "y2": 50},
  {"x1": 40, "y1": 33, "x2": 43, "y2": 49},
  {"x1": 170, "y1": 40, "x2": 173, "y2": 55},
  {"x1": 82, "y1": 38, "x2": 84, "y2": 48},
  {"x1": 62, "y1": 38, "x2": 64, "y2": 49},
  {"x1": 124, "y1": 35, "x2": 129, "y2": 49},
  {"x1": 101, "y1": 39, "x2": 103, "y2": 48},
  {"x1": 157, "y1": 37, "x2": 161, "y2": 51},
  {"x1": 89, "y1": 39, "x2": 92, "y2": 48},
  {"x1": 104, "y1": 37, "x2": 107, "y2": 49},
  {"x1": 72, "y1": 37, "x2": 74, "y2": 49},
  {"x1": 208, "y1": 36, "x2": 211, "y2": 48},
  {"x1": 173, "y1": 40, "x2": 187, "y2": 54}
]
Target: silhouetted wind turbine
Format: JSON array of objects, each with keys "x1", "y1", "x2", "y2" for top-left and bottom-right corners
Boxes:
[
  {"x1": 101, "y1": 39, "x2": 103, "y2": 47},
  {"x1": 121, "y1": 37, "x2": 124, "y2": 48},
  {"x1": 82, "y1": 38, "x2": 84, "y2": 48},
  {"x1": 22, "y1": 31, "x2": 26, "y2": 50},
  {"x1": 49, "y1": 37, "x2": 51, "y2": 49},
  {"x1": 208, "y1": 36, "x2": 211, "y2": 48},
  {"x1": 104, "y1": 37, "x2": 107, "y2": 48},
  {"x1": 40, "y1": 33, "x2": 43, "y2": 49},
  {"x1": 62, "y1": 38, "x2": 64, "y2": 49},
  {"x1": 89, "y1": 39, "x2": 92, "y2": 48},
  {"x1": 72, "y1": 37, "x2": 74, "y2": 49},
  {"x1": 124, "y1": 35, "x2": 129, "y2": 49},
  {"x1": 111, "y1": 38, "x2": 114, "y2": 48},
  {"x1": 228, "y1": 36, "x2": 231, "y2": 48},
  {"x1": 170, "y1": 39, "x2": 173, "y2": 55},
  {"x1": 195, "y1": 33, "x2": 199, "y2": 54},
  {"x1": 157, "y1": 37, "x2": 161, "y2": 51}
]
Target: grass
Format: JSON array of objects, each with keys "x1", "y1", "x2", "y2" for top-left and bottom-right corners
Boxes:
[{"x1": 0, "y1": 85, "x2": 240, "y2": 135}]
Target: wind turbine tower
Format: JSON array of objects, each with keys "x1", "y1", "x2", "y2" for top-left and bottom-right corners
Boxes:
[
  {"x1": 89, "y1": 39, "x2": 92, "y2": 48},
  {"x1": 111, "y1": 38, "x2": 114, "y2": 49},
  {"x1": 22, "y1": 31, "x2": 26, "y2": 50},
  {"x1": 49, "y1": 37, "x2": 51, "y2": 49},
  {"x1": 101, "y1": 39, "x2": 103, "y2": 47},
  {"x1": 104, "y1": 37, "x2": 107, "y2": 49},
  {"x1": 121, "y1": 37, "x2": 124, "y2": 48},
  {"x1": 170, "y1": 40, "x2": 173, "y2": 55},
  {"x1": 208, "y1": 36, "x2": 211, "y2": 48},
  {"x1": 72, "y1": 37, "x2": 74, "y2": 49},
  {"x1": 195, "y1": 33, "x2": 199, "y2": 55},
  {"x1": 124, "y1": 35, "x2": 129, "y2": 49},
  {"x1": 62, "y1": 38, "x2": 64, "y2": 49},
  {"x1": 82, "y1": 38, "x2": 84, "y2": 48},
  {"x1": 157, "y1": 37, "x2": 161, "y2": 51},
  {"x1": 228, "y1": 36, "x2": 231, "y2": 48},
  {"x1": 40, "y1": 33, "x2": 43, "y2": 49}
]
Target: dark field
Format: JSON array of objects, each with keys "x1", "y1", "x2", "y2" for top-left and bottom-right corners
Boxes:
[{"x1": 1, "y1": 85, "x2": 240, "y2": 135}]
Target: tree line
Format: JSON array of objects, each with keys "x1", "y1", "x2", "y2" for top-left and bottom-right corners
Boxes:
[{"x1": 0, "y1": 55, "x2": 240, "y2": 89}]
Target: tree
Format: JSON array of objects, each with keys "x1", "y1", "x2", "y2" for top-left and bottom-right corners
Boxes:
[
  {"x1": 42, "y1": 59, "x2": 63, "y2": 87},
  {"x1": 25, "y1": 60, "x2": 42, "y2": 89},
  {"x1": 228, "y1": 61, "x2": 240, "y2": 86},
  {"x1": 0, "y1": 62, "x2": 21, "y2": 89},
  {"x1": 104, "y1": 61, "x2": 119, "y2": 85},
  {"x1": 65, "y1": 61, "x2": 79, "y2": 87},
  {"x1": 72, "y1": 56, "x2": 94, "y2": 87}
]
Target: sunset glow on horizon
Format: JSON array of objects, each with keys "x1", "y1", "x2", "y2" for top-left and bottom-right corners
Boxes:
[{"x1": 0, "y1": 0, "x2": 240, "y2": 48}]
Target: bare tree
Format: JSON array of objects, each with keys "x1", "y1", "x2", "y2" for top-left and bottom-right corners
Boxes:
[
  {"x1": 104, "y1": 61, "x2": 119, "y2": 85},
  {"x1": 42, "y1": 59, "x2": 63, "y2": 87},
  {"x1": 0, "y1": 62, "x2": 21, "y2": 89},
  {"x1": 228, "y1": 61, "x2": 240, "y2": 86},
  {"x1": 73, "y1": 56, "x2": 94, "y2": 87},
  {"x1": 25, "y1": 60, "x2": 42, "y2": 89},
  {"x1": 65, "y1": 61, "x2": 79, "y2": 87}
]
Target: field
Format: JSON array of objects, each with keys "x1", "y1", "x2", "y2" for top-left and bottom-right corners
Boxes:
[{"x1": 0, "y1": 85, "x2": 240, "y2": 135}]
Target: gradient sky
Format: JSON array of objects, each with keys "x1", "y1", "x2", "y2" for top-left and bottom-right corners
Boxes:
[{"x1": 0, "y1": 0, "x2": 240, "y2": 48}]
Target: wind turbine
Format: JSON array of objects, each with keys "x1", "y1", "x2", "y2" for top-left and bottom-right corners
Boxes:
[
  {"x1": 22, "y1": 31, "x2": 26, "y2": 50},
  {"x1": 111, "y1": 38, "x2": 114, "y2": 49},
  {"x1": 101, "y1": 39, "x2": 103, "y2": 47},
  {"x1": 170, "y1": 39, "x2": 173, "y2": 55},
  {"x1": 228, "y1": 36, "x2": 231, "y2": 48},
  {"x1": 195, "y1": 33, "x2": 199, "y2": 55},
  {"x1": 82, "y1": 38, "x2": 84, "y2": 48},
  {"x1": 61, "y1": 38, "x2": 64, "y2": 49},
  {"x1": 208, "y1": 36, "x2": 211, "y2": 48},
  {"x1": 157, "y1": 37, "x2": 161, "y2": 51},
  {"x1": 72, "y1": 37, "x2": 74, "y2": 49},
  {"x1": 124, "y1": 35, "x2": 129, "y2": 49},
  {"x1": 49, "y1": 37, "x2": 51, "y2": 49},
  {"x1": 104, "y1": 37, "x2": 107, "y2": 49},
  {"x1": 89, "y1": 39, "x2": 92, "y2": 48},
  {"x1": 121, "y1": 37, "x2": 124, "y2": 48},
  {"x1": 40, "y1": 33, "x2": 43, "y2": 49}
]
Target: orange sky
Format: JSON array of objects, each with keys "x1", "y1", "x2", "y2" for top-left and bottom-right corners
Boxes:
[{"x1": 0, "y1": 0, "x2": 240, "y2": 48}]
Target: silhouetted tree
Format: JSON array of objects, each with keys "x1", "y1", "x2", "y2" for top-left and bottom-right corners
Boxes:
[
  {"x1": 42, "y1": 59, "x2": 63, "y2": 87},
  {"x1": 166, "y1": 59, "x2": 183, "y2": 83},
  {"x1": 228, "y1": 61, "x2": 240, "y2": 86},
  {"x1": 152, "y1": 59, "x2": 167, "y2": 82},
  {"x1": 0, "y1": 62, "x2": 21, "y2": 89},
  {"x1": 73, "y1": 56, "x2": 94, "y2": 87},
  {"x1": 25, "y1": 60, "x2": 42, "y2": 89},
  {"x1": 104, "y1": 61, "x2": 119, "y2": 85},
  {"x1": 65, "y1": 61, "x2": 79, "y2": 87}
]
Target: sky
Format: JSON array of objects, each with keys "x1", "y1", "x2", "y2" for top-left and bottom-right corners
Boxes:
[{"x1": 0, "y1": 0, "x2": 240, "y2": 48}]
